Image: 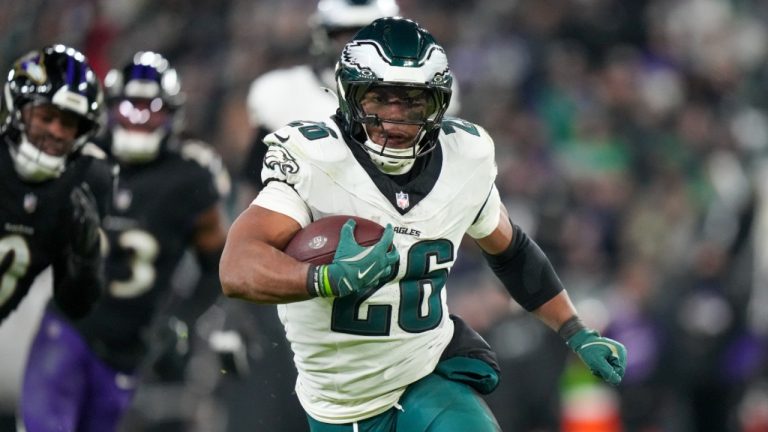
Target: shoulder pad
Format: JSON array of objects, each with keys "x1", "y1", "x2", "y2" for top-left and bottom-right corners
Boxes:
[
  {"x1": 438, "y1": 118, "x2": 495, "y2": 160},
  {"x1": 263, "y1": 120, "x2": 348, "y2": 163},
  {"x1": 180, "y1": 139, "x2": 232, "y2": 197},
  {"x1": 180, "y1": 139, "x2": 217, "y2": 167},
  {"x1": 261, "y1": 120, "x2": 348, "y2": 189},
  {"x1": 80, "y1": 142, "x2": 107, "y2": 160}
]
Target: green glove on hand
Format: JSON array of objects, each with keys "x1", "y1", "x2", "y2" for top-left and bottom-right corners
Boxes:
[
  {"x1": 567, "y1": 328, "x2": 627, "y2": 386},
  {"x1": 307, "y1": 219, "x2": 399, "y2": 298}
]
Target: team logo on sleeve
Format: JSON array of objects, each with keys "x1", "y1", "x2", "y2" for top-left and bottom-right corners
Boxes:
[
  {"x1": 396, "y1": 191, "x2": 410, "y2": 210},
  {"x1": 265, "y1": 144, "x2": 299, "y2": 176}
]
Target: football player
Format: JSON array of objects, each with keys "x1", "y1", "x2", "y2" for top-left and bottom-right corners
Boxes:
[
  {"x1": 229, "y1": 1, "x2": 412, "y2": 429},
  {"x1": 0, "y1": 44, "x2": 111, "y2": 326},
  {"x1": 220, "y1": 18, "x2": 627, "y2": 431},
  {"x1": 20, "y1": 51, "x2": 230, "y2": 432},
  {"x1": 241, "y1": 0, "x2": 400, "y2": 202}
]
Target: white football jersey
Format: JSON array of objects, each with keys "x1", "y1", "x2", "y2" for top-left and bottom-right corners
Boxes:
[
  {"x1": 246, "y1": 65, "x2": 339, "y2": 132},
  {"x1": 246, "y1": 65, "x2": 461, "y2": 133},
  {"x1": 253, "y1": 116, "x2": 501, "y2": 423}
]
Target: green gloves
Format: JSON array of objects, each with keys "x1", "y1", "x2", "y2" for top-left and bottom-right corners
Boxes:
[
  {"x1": 566, "y1": 328, "x2": 627, "y2": 386},
  {"x1": 307, "y1": 219, "x2": 399, "y2": 298}
]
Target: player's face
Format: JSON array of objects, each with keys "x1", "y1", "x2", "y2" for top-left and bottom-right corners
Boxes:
[
  {"x1": 112, "y1": 98, "x2": 170, "y2": 132},
  {"x1": 21, "y1": 103, "x2": 81, "y2": 156},
  {"x1": 360, "y1": 86, "x2": 434, "y2": 148}
]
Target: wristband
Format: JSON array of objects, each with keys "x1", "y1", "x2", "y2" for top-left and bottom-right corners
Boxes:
[
  {"x1": 306, "y1": 265, "x2": 321, "y2": 297},
  {"x1": 557, "y1": 316, "x2": 587, "y2": 341},
  {"x1": 306, "y1": 265, "x2": 333, "y2": 298}
]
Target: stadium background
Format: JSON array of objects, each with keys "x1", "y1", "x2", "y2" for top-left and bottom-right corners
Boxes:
[{"x1": 2, "y1": 0, "x2": 768, "y2": 431}]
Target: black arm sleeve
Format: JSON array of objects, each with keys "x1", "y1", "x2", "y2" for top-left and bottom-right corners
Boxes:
[{"x1": 482, "y1": 222, "x2": 564, "y2": 311}]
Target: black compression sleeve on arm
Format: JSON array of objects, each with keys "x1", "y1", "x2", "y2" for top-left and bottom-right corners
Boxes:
[{"x1": 481, "y1": 223, "x2": 564, "y2": 311}]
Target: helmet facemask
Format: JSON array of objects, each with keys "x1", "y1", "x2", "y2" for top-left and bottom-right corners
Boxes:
[
  {"x1": 8, "y1": 100, "x2": 90, "y2": 181},
  {"x1": 109, "y1": 97, "x2": 174, "y2": 163},
  {"x1": 336, "y1": 18, "x2": 453, "y2": 174},
  {"x1": 342, "y1": 82, "x2": 448, "y2": 174}
]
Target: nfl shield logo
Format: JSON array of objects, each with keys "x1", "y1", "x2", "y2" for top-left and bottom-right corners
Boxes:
[
  {"x1": 23, "y1": 193, "x2": 37, "y2": 213},
  {"x1": 308, "y1": 235, "x2": 328, "y2": 250},
  {"x1": 115, "y1": 189, "x2": 133, "y2": 211},
  {"x1": 395, "y1": 191, "x2": 410, "y2": 210}
]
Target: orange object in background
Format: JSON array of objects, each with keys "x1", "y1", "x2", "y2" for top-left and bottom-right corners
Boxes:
[
  {"x1": 561, "y1": 357, "x2": 622, "y2": 432},
  {"x1": 562, "y1": 386, "x2": 622, "y2": 432}
]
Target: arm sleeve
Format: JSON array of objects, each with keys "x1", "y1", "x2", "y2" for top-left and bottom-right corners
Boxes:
[{"x1": 482, "y1": 223, "x2": 565, "y2": 311}]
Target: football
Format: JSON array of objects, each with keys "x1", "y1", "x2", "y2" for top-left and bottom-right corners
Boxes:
[{"x1": 284, "y1": 215, "x2": 385, "y2": 265}]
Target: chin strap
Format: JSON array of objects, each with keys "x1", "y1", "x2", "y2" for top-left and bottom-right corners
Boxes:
[
  {"x1": 111, "y1": 127, "x2": 165, "y2": 163},
  {"x1": 364, "y1": 138, "x2": 417, "y2": 175},
  {"x1": 9, "y1": 137, "x2": 67, "y2": 182},
  {"x1": 361, "y1": 125, "x2": 420, "y2": 175}
]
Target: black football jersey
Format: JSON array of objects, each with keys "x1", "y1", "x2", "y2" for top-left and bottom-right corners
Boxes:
[
  {"x1": 0, "y1": 143, "x2": 113, "y2": 323},
  {"x1": 74, "y1": 140, "x2": 228, "y2": 371}
]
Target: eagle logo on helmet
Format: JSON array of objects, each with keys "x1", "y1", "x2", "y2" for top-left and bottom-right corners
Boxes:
[{"x1": 340, "y1": 39, "x2": 450, "y2": 80}]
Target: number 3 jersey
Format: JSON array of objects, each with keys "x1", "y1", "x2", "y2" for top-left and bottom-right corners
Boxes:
[
  {"x1": 0, "y1": 143, "x2": 113, "y2": 324},
  {"x1": 72, "y1": 140, "x2": 229, "y2": 372},
  {"x1": 254, "y1": 115, "x2": 502, "y2": 423}
]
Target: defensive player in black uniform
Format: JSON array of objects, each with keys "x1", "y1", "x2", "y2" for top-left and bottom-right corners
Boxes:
[
  {"x1": 0, "y1": 44, "x2": 110, "y2": 326},
  {"x1": 0, "y1": 43, "x2": 111, "y2": 432},
  {"x1": 21, "y1": 51, "x2": 230, "y2": 432}
]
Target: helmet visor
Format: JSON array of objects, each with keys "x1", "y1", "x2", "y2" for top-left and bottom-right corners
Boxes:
[{"x1": 359, "y1": 85, "x2": 439, "y2": 125}]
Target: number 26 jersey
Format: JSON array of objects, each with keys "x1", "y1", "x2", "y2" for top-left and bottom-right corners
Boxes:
[{"x1": 254, "y1": 115, "x2": 502, "y2": 424}]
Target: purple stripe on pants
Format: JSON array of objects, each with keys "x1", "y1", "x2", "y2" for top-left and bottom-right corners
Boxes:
[{"x1": 21, "y1": 309, "x2": 136, "y2": 432}]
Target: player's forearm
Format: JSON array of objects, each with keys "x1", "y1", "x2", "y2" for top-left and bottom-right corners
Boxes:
[
  {"x1": 531, "y1": 290, "x2": 579, "y2": 332},
  {"x1": 219, "y1": 239, "x2": 312, "y2": 304}
]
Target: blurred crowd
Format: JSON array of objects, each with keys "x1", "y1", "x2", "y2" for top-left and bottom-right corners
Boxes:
[{"x1": 3, "y1": 0, "x2": 768, "y2": 431}]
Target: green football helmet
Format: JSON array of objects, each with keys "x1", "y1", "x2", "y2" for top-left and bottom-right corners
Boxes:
[{"x1": 336, "y1": 17, "x2": 452, "y2": 173}]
